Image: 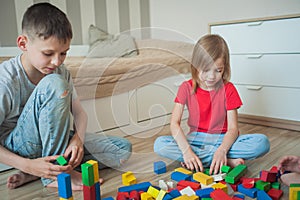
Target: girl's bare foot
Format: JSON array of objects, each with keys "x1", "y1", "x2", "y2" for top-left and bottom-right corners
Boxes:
[
  {"x1": 280, "y1": 172, "x2": 300, "y2": 186},
  {"x1": 46, "y1": 170, "x2": 104, "y2": 190},
  {"x1": 227, "y1": 158, "x2": 245, "y2": 168},
  {"x1": 7, "y1": 171, "x2": 39, "y2": 189}
]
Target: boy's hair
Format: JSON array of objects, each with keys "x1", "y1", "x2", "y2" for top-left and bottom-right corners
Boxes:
[
  {"x1": 22, "y1": 2, "x2": 72, "y2": 43},
  {"x1": 191, "y1": 34, "x2": 231, "y2": 93}
]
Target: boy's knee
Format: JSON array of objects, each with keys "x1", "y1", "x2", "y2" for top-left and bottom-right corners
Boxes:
[
  {"x1": 255, "y1": 134, "x2": 270, "y2": 156},
  {"x1": 153, "y1": 136, "x2": 169, "y2": 155},
  {"x1": 39, "y1": 74, "x2": 69, "y2": 98}
]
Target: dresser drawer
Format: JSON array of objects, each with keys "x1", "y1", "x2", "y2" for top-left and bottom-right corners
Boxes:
[
  {"x1": 231, "y1": 54, "x2": 300, "y2": 88},
  {"x1": 211, "y1": 17, "x2": 300, "y2": 54},
  {"x1": 236, "y1": 85, "x2": 300, "y2": 121}
]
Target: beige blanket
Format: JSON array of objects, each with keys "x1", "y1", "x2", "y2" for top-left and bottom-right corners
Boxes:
[{"x1": 65, "y1": 39, "x2": 194, "y2": 100}]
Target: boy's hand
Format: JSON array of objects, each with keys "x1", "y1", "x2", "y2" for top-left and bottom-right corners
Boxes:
[
  {"x1": 278, "y1": 155, "x2": 300, "y2": 173},
  {"x1": 24, "y1": 156, "x2": 72, "y2": 180},
  {"x1": 64, "y1": 133, "x2": 84, "y2": 168},
  {"x1": 210, "y1": 147, "x2": 227, "y2": 175}
]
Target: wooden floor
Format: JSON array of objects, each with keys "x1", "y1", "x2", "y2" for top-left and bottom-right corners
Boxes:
[{"x1": 0, "y1": 121, "x2": 299, "y2": 200}]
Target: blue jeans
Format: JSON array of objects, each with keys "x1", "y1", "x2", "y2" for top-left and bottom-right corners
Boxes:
[
  {"x1": 4, "y1": 74, "x2": 132, "y2": 186},
  {"x1": 154, "y1": 132, "x2": 270, "y2": 168}
]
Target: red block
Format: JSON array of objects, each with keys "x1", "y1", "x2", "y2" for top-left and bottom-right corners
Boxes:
[
  {"x1": 83, "y1": 185, "x2": 96, "y2": 200},
  {"x1": 116, "y1": 192, "x2": 129, "y2": 200},
  {"x1": 267, "y1": 188, "x2": 283, "y2": 200},
  {"x1": 270, "y1": 166, "x2": 278, "y2": 173},
  {"x1": 260, "y1": 170, "x2": 277, "y2": 183},
  {"x1": 177, "y1": 180, "x2": 201, "y2": 191},
  {"x1": 210, "y1": 189, "x2": 233, "y2": 200},
  {"x1": 130, "y1": 190, "x2": 140, "y2": 200},
  {"x1": 241, "y1": 178, "x2": 255, "y2": 189}
]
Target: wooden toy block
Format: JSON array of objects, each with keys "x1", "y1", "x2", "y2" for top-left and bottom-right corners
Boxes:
[
  {"x1": 270, "y1": 166, "x2": 278, "y2": 173},
  {"x1": 193, "y1": 172, "x2": 213, "y2": 185},
  {"x1": 102, "y1": 197, "x2": 114, "y2": 200},
  {"x1": 57, "y1": 173, "x2": 72, "y2": 199},
  {"x1": 257, "y1": 190, "x2": 272, "y2": 200},
  {"x1": 210, "y1": 189, "x2": 233, "y2": 200},
  {"x1": 290, "y1": 183, "x2": 300, "y2": 200},
  {"x1": 177, "y1": 180, "x2": 200, "y2": 191},
  {"x1": 221, "y1": 165, "x2": 232, "y2": 173},
  {"x1": 154, "y1": 161, "x2": 167, "y2": 174},
  {"x1": 179, "y1": 186, "x2": 196, "y2": 196},
  {"x1": 94, "y1": 181, "x2": 101, "y2": 200},
  {"x1": 173, "y1": 194, "x2": 190, "y2": 200},
  {"x1": 83, "y1": 184, "x2": 96, "y2": 200},
  {"x1": 118, "y1": 181, "x2": 151, "y2": 192},
  {"x1": 195, "y1": 187, "x2": 214, "y2": 198},
  {"x1": 168, "y1": 189, "x2": 181, "y2": 198},
  {"x1": 232, "y1": 198, "x2": 243, "y2": 200},
  {"x1": 190, "y1": 195, "x2": 200, "y2": 200},
  {"x1": 204, "y1": 168, "x2": 211, "y2": 175},
  {"x1": 81, "y1": 162, "x2": 95, "y2": 187},
  {"x1": 129, "y1": 190, "x2": 140, "y2": 200},
  {"x1": 255, "y1": 180, "x2": 271, "y2": 191},
  {"x1": 59, "y1": 197, "x2": 74, "y2": 200},
  {"x1": 174, "y1": 167, "x2": 193, "y2": 175},
  {"x1": 267, "y1": 188, "x2": 283, "y2": 200},
  {"x1": 116, "y1": 192, "x2": 129, "y2": 200},
  {"x1": 141, "y1": 192, "x2": 155, "y2": 200},
  {"x1": 156, "y1": 189, "x2": 167, "y2": 200},
  {"x1": 271, "y1": 182, "x2": 280, "y2": 189},
  {"x1": 225, "y1": 164, "x2": 247, "y2": 184},
  {"x1": 122, "y1": 171, "x2": 137, "y2": 186},
  {"x1": 147, "y1": 185, "x2": 159, "y2": 198},
  {"x1": 233, "y1": 194, "x2": 245, "y2": 199},
  {"x1": 87, "y1": 160, "x2": 100, "y2": 183},
  {"x1": 212, "y1": 182, "x2": 228, "y2": 193},
  {"x1": 158, "y1": 180, "x2": 168, "y2": 191},
  {"x1": 56, "y1": 155, "x2": 68, "y2": 166},
  {"x1": 237, "y1": 184, "x2": 258, "y2": 198},
  {"x1": 171, "y1": 171, "x2": 191, "y2": 182},
  {"x1": 202, "y1": 198, "x2": 213, "y2": 200},
  {"x1": 241, "y1": 177, "x2": 255, "y2": 189},
  {"x1": 212, "y1": 173, "x2": 226, "y2": 182},
  {"x1": 260, "y1": 170, "x2": 277, "y2": 183},
  {"x1": 162, "y1": 193, "x2": 173, "y2": 200}
]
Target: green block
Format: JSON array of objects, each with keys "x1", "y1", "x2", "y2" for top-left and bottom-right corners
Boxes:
[
  {"x1": 202, "y1": 198, "x2": 212, "y2": 200},
  {"x1": 204, "y1": 168, "x2": 211, "y2": 175},
  {"x1": 290, "y1": 183, "x2": 300, "y2": 188},
  {"x1": 221, "y1": 165, "x2": 231, "y2": 173},
  {"x1": 255, "y1": 180, "x2": 271, "y2": 191},
  {"x1": 81, "y1": 163, "x2": 94, "y2": 186},
  {"x1": 225, "y1": 164, "x2": 247, "y2": 184},
  {"x1": 271, "y1": 182, "x2": 280, "y2": 189},
  {"x1": 56, "y1": 155, "x2": 67, "y2": 166}
]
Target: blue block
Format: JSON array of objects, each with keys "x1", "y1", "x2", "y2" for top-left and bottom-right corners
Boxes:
[
  {"x1": 154, "y1": 161, "x2": 167, "y2": 174},
  {"x1": 257, "y1": 190, "x2": 272, "y2": 200},
  {"x1": 57, "y1": 173, "x2": 72, "y2": 199},
  {"x1": 237, "y1": 184, "x2": 258, "y2": 198},
  {"x1": 169, "y1": 189, "x2": 181, "y2": 198},
  {"x1": 102, "y1": 197, "x2": 114, "y2": 200},
  {"x1": 195, "y1": 187, "x2": 214, "y2": 198},
  {"x1": 233, "y1": 194, "x2": 245, "y2": 199},
  {"x1": 162, "y1": 193, "x2": 173, "y2": 200},
  {"x1": 170, "y1": 171, "x2": 191, "y2": 182},
  {"x1": 118, "y1": 181, "x2": 151, "y2": 192},
  {"x1": 95, "y1": 181, "x2": 101, "y2": 200}
]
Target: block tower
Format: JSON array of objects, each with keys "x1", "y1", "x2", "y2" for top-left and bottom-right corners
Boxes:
[
  {"x1": 81, "y1": 160, "x2": 101, "y2": 200},
  {"x1": 57, "y1": 173, "x2": 73, "y2": 200}
]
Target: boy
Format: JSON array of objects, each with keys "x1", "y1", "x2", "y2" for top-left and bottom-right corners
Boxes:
[{"x1": 0, "y1": 3, "x2": 131, "y2": 189}]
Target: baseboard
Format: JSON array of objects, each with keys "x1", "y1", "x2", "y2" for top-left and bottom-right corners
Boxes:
[{"x1": 238, "y1": 114, "x2": 300, "y2": 132}]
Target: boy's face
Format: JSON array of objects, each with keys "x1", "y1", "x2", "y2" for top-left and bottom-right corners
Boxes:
[{"x1": 19, "y1": 35, "x2": 70, "y2": 75}]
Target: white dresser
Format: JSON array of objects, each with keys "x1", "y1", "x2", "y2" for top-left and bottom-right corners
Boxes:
[{"x1": 210, "y1": 15, "x2": 300, "y2": 130}]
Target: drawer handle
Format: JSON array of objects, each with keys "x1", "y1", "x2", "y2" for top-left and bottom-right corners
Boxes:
[
  {"x1": 246, "y1": 85, "x2": 263, "y2": 90},
  {"x1": 247, "y1": 21, "x2": 263, "y2": 26},
  {"x1": 246, "y1": 54, "x2": 263, "y2": 59}
]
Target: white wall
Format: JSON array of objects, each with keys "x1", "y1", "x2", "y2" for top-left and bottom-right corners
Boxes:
[{"x1": 149, "y1": 0, "x2": 300, "y2": 42}]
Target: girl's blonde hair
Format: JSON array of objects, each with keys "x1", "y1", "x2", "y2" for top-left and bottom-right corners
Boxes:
[{"x1": 191, "y1": 34, "x2": 230, "y2": 93}]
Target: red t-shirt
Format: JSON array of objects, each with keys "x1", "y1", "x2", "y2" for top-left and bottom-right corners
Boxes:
[{"x1": 175, "y1": 80, "x2": 242, "y2": 134}]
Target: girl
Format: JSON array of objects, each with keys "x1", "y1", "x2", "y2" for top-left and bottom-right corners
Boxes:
[{"x1": 154, "y1": 34, "x2": 270, "y2": 174}]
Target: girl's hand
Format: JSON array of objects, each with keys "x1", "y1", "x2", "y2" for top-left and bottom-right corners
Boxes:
[
  {"x1": 278, "y1": 155, "x2": 300, "y2": 174},
  {"x1": 182, "y1": 148, "x2": 203, "y2": 172},
  {"x1": 210, "y1": 147, "x2": 227, "y2": 175},
  {"x1": 24, "y1": 156, "x2": 72, "y2": 180},
  {"x1": 64, "y1": 133, "x2": 84, "y2": 168}
]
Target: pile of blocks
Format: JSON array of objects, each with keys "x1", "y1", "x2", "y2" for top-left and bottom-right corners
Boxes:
[{"x1": 107, "y1": 161, "x2": 293, "y2": 200}]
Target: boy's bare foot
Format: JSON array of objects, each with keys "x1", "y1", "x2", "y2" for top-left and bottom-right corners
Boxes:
[
  {"x1": 280, "y1": 172, "x2": 300, "y2": 186},
  {"x1": 7, "y1": 171, "x2": 39, "y2": 189},
  {"x1": 227, "y1": 158, "x2": 245, "y2": 168},
  {"x1": 46, "y1": 170, "x2": 104, "y2": 190}
]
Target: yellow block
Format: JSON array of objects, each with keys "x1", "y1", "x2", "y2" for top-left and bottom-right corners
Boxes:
[
  {"x1": 59, "y1": 197, "x2": 74, "y2": 200},
  {"x1": 147, "y1": 185, "x2": 160, "y2": 198},
  {"x1": 193, "y1": 172, "x2": 213, "y2": 185},
  {"x1": 173, "y1": 194, "x2": 190, "y2": 200},
  {"x1": 289, "y1": 186, "x2": 300, "y2": 200},
  {"x1": 122, "y1": 171, "x2": 137, "y2": 186},
  {"x1": 156, "y1": 190, "x2": 167, "y2": 200},
  {"x1": 174, "y1": 167, "x2": 193, "y2": 175},
  {"x1": 141, "y1": 192, "x2": 155, "y2": 200},
  {"x1": 87, "y1": 160, "x2": 99, "y2": 184},
  {"x1": 190, "y1": 195, "x2": 199, "y2": 200},
  {"x1": 212, "y1": 182, "x2": 228, "y2": 193}
]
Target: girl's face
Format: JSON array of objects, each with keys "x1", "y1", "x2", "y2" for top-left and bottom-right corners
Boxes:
[{"x1": 198, "y1": 58, "x2": 224, "y2": 91}]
